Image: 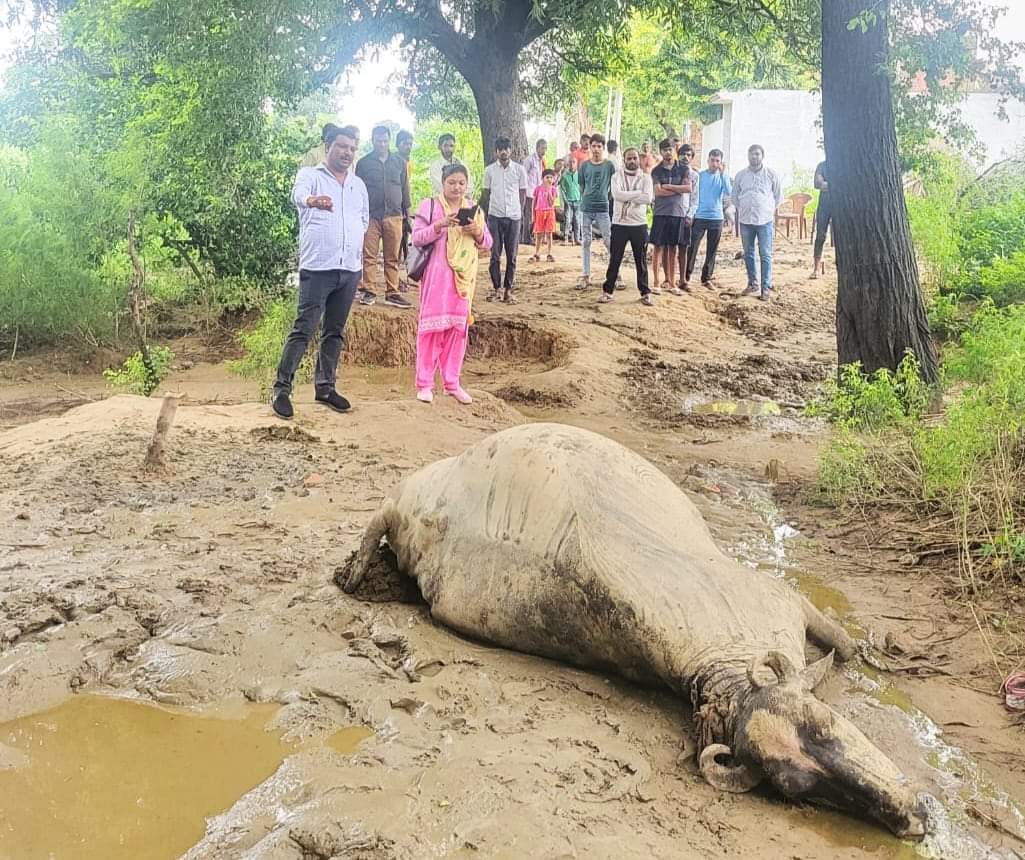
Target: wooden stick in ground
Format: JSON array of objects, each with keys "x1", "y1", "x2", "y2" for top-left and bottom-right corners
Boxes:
[{"x1": 144, "y1": 395, "x2": 179, "y2": 470}]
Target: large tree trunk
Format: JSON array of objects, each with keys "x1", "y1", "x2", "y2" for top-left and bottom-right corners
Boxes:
[
  {"x1": 465, "y1": 55, "x2": 529, "y2": 161},
  {"x1": 821, "y1": 0, "x2": 939, "y2": 383}
]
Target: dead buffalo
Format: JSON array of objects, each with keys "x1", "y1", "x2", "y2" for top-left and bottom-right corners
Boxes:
[{"x1": 340, "y1": 423, "x2": 927, "y2": 839}]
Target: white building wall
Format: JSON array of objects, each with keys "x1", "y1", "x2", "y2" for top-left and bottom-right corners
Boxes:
[
  {"x1": 710, "y1": 89, "x2": 1025, "y2": 189},
  {"x1": 716, "y1": 90, "x2": 824, "y2": 189},
  {"x1": 956, "y1": 93, "x2": 1025, "y2": 164}
]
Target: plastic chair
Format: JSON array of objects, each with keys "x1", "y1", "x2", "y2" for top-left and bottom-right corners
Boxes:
[{"x1": 775, "y1": 193, "x2": 812, "y2": 239}]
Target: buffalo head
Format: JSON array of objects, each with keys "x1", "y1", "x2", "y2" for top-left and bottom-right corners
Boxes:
[{"x1": 699, "y1": 651, "x2": 928, "y2": 840}]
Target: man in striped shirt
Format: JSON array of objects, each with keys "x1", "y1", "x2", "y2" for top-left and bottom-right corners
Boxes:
[{"x1": 272, "y1": 125, "x2": 369, "y2": 420}]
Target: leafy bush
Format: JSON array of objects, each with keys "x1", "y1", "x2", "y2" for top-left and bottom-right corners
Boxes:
[
  {"x1": 974, "y1": 249, "x2": 1025, "y2": 308},
  {"x1": 816, "y1": 304, "x2": 1025, "y2": 581},
  {"x1": 905, "y1": 155, "x2": 965, "y2": 292},
  {"x1": 926, "y1": 292, "x2": 969, "y2": 341},
  {"x1": 103, "y1": 346, "x2": 175, "y2": 395},
  {"x1": 807, "y1": 355, "x2": 929, "y2": 432},
  {"x1": 228, "y1": 298, "x2": 312, "y2": 396}
]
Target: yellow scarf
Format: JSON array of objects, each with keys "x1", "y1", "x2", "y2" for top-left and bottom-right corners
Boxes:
[{"x1": 440, "y1": 196, "x2": 484, "y2": 321}]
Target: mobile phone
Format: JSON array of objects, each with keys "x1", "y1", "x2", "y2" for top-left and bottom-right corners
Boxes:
[{"x1": 456, "y1": 206, "x2": 478, "y2": 225}]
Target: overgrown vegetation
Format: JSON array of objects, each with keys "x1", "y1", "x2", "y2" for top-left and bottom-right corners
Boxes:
[
  {"x1": 228, "y1": 298, "x2": 313, "y2": 397},
  {"x1": 103, "y1": 346, "x2": 176, "y2": 396},
  {"x1": 815, "y1": 308, "x2": 1025, "y2": 589},
  {"x1": 814, "y1": 156, "x2": 1025, "y2": 590}
]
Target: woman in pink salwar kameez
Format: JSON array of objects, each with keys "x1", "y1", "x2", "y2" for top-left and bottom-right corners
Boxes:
[{"x1": 411, "y1": 164, "x2": 492, "y2": 404}]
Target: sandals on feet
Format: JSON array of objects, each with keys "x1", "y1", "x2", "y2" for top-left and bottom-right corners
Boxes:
[
  {"x1": 546, "y1": 254, "x2": 556, "y2": 263},
  {"x1": 529, "y1": 254, "x2": 541, "y2": 263},
  {"x1": 503, "y1": 290, "x2": 518, "y2": 304}
]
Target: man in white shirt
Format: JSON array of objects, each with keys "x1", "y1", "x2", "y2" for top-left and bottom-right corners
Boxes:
[
  {"x1": 273, "y1": 125, "x2": 368, "y2": 419},
  {"x1": 428, "y1": 132, "x2": 471, "y2": 196},
  {"x1": 482, "y1": 137, "x2": 528, "y2": 303},
  {"x1": 521, "y1": 138, "x2": 547, "y2": 243},
  {"x1": 599, "y1": 148, "x2": 654, "y2": 306},
  {"x1": 732, "y1": 144, "x2": 783, "y2": 300}
]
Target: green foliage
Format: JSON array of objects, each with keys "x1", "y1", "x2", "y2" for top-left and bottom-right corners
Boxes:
[
  {"x1": 103, "y1": 346, "x2": 175, "y2": 395},
  {"x1": 407, "y1": 119, "x2": 486, "y2": 205},
  {"x1": 926, "y1": 292, "x2": 969, "y2": 341},
  {"x1": 808, "y1": 355, "x2": 929, "y2": 432},
  {"x1": 905, "y1": 155, "x2": 965, "y2": 292},
  {"x1": 228, "y1": 298, "x2": 313, "y2": 396},
  {"x1": 817, "y1": 304, "x2": 1025, "y2": 579}
]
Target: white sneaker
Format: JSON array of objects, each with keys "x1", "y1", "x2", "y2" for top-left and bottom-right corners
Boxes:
[{"x1": 416, "y1": 389, "x2": 433, "y2": 403}]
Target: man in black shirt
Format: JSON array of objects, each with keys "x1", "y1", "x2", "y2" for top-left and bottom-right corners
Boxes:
[{"x1": 355, "y1": 126, "x2": 413, "y2": 308}]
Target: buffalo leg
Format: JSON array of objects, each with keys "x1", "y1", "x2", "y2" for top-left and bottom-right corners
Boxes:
[
  {"x1": 801, "y1": 597, "x2": 856, "y2": 661},
  {"x1": 340, "y1": 499, "x2": 396, "y2": 593}
]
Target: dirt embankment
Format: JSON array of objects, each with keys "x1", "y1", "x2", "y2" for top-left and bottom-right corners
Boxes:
[{"x1": 1, "y1": 236, "x2": 1023, "y2": 859}]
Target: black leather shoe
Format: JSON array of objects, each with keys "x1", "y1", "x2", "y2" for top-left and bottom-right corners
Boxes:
[
  {"x1": 271, "y1": 391, "x2": 293, "y2": 419},
  {"x1": 315, "y1": 390, "x2": 351, "y2": 413}
]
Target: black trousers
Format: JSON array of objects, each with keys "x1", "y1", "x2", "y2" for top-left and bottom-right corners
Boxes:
[
  {"x1": 274, "y1": 268, "x2": 358, "y2": 396},
  {"x1": 604, "y1": 224, "x2": 649, "y2": 295},
  {"x1": 488, "y1": 216, "x2": 520, "y2": 292},
  {"x1": 814, "y1": 197, "x2": 833, "y2": 258},
  {"x1": 687, "y1": 218, "x2": 723, "y2": 283}
]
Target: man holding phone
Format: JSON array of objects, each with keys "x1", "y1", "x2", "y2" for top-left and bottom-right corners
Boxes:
[{"x1": 272, "y1": 125, "x2": 368, "y2": 420}]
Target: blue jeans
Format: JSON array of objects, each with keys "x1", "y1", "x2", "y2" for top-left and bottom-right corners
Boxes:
[
  {"x1": 740, "y1": 222, "x2": 774, "y2": 292},
  {"x1": 563, "y1": 202, "x2": 581, "y2": 243},
  {"x1": 580, "y1": 210, "x2": 611, "y2": 277}
]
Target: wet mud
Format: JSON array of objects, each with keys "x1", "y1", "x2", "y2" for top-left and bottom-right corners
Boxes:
[{"x1": 1, "y1": 237, "x2": 1023, "y2": 859}]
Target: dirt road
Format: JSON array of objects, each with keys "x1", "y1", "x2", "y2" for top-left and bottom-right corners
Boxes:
[{"x1": 1, "y1": 235, "x2": 1023, "y2": 859}]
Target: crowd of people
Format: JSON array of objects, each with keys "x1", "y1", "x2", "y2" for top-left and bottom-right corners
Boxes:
[{"x1": 271, "y1": 122, "x2": 829, "y2": 419}]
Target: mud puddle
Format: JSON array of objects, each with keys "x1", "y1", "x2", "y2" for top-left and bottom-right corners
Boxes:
[
  {"x1": 702, "y1": 466, "x2": 1024, "y2": 859},
  {"x1": 0, "y1": 694, "x2": 370, "y2": 859}
]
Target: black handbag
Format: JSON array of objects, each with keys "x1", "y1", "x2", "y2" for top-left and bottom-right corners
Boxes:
[{"x1": 406, "y1": 199, "x2": 436, "y2": 281}]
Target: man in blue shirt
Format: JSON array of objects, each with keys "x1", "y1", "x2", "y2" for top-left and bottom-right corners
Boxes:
[
  {"x1": 685, "y1": 149, "x2": 732, "y2": 288},
  {"x1": 272, "y1": 125, "x2": 369, "y2": 420}
]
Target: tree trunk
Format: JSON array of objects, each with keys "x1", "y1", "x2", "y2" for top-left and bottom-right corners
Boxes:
[
  {"x1": 821, "y1": 0, "x2": 939, "y2": 383},
  {"x1": 465, "y1": 56, "x2": 529, "y2": 161}
]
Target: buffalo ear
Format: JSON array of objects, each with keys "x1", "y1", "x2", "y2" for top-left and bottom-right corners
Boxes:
[
  {"x1": 801, "y1": 651, "x2": 835, "y2": 691},
  {"x1": 699, "y1": 744, "x2": 763, "y2": 793},
  {"x1": 747, "y1": 651, "x2": 799, "y2": 689}
]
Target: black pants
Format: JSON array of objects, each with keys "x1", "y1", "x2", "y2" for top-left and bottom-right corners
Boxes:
[
  {"x1": 488, "y1": 216, "x2": 520, "y2": 292},
  {"x1": 813, "y1": 197, "x2": 833, "y2": 258},
  {"x1": 687, "y1": 218, "x2": 723, "y2": 283},
  {"x1": 274, "y1": 268, "x2": 358, "y2": 396},
  {"x1": 520, "y1": 196, "x2": 534, "y2": 244},
  {"x1": 604, "y1": 224, "x2": 649, "y2": 295}
]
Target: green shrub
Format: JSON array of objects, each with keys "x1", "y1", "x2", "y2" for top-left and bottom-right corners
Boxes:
[
  {"x1": 103, "y1": 346, "x2": 175, "y2": 396},
  {"x1": 927, "y1": 292, "x2": 968, "y2": 341},
  {"x1": 807, "y1": 354, "x2": 929, "y2": 432},
  {"x1": 228, "y1": 298, "x2": 312, "y2": 396},
  {"x1": 905, "y1": 155, "x2": 964, "y2": 292},
  {"x1": 816, "y1": 304, "x2": 1025, "y2": 580},
  {"x1": 974, "y1": 249, "x2": 1025, "y2": 308}
]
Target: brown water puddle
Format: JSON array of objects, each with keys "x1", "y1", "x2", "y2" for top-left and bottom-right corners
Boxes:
[{"x1": 0, "y1": 694, "x2": 369, "y2": 860}]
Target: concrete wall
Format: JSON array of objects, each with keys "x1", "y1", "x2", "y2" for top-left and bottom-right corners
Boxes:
[{"x1": 703, "y1": 89, "x2": 1025, "y2": 190}]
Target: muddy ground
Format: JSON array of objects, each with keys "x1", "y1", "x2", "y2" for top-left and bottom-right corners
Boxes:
[{"x1": 1, "y1": 234, "x2": 1023, "y2": 860}]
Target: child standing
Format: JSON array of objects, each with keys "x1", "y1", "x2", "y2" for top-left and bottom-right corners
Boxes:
[
  {"x1": 559, "y1": 160, "x2": 581, "y2": 245},
  {"x1": 530, "y1": 169, "x2": 558, "y2": 263}
]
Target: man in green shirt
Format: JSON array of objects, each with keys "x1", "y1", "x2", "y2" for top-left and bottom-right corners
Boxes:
[
  {"x1": 576, "y1": 133, "x2": 616, "y2": 289},
  {"x1": 559, "y1": 159, "x2": 582, "y2": 245}
]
